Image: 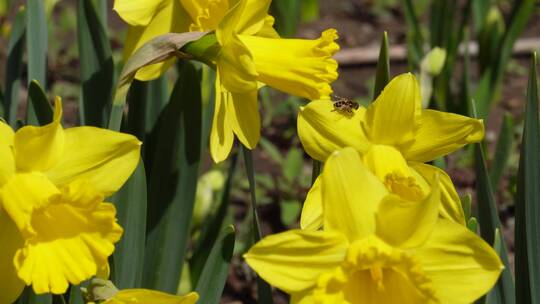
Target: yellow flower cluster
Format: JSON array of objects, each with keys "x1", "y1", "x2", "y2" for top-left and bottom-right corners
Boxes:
[
  {"x1": 246, "y1": 75, "x2": 504, "y2": 303},
  {"x1": 1, "y1": 0, "x2": 504, "y2": 302}
]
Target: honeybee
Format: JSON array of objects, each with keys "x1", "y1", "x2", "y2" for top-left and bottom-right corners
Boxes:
[{"x1": 331, "y1": 95, "x2": 359, "y2": 116}]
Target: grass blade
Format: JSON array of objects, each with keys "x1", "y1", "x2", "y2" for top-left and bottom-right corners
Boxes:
[
  {"x1": 475, "y1": 144, "x2": 515, "y2": 304},
  {"x1": 194, "y1": 225, "x2": 236, "y2": 303},
  {"x1": 489, "y1": 114, "x2": 514, "y2": 189},
  {"x1": 190, "y1": 153, "x2": 238, "y2": 286},
  {"x1": 515, "y1": 53, "x2": 540, "y2": 304},
  {"x1": 27, "y1": 80, "x2": 52, "y2": 125},
  {"x1": 111, "y1": 162, "x2": 147, "y2": 289},
  {"x1": 77, "y1": 0, "x2": 114, "y2": 127},
  {"x1": 143, "y1": 62, "x2": 202, "y2": 292},
  {"x1": 373, "y1": 31, "x2": 389, "y2": 100},
  {"x1": 403, "y1": 0, "x2": 424, "y2": 70},
  {"x1": 4, "y1": 6, "x2": 25, "y2": 126},
  {"x1": 26, "y1": 0, "x2": 48, "y2": 125},
  {"x1": 242, "y1": 146, "x2": 274, "y2": 304}
]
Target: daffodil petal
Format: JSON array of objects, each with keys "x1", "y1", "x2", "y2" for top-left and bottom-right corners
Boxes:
[
  {"x1": 0, "y1": 209, "x2": 25, "y2": 304},
  {"x1": 402, "y1": 109, "x2": 484, "y2": 162},
  {"x1": 1, "y1": 172, "x2": 60, "y2": 235},
  {"x1": 376, "y1": 178, "x2": 440, "y2": 249},
  {"x1": 14, "y1": 98, "x2": 64, "y2": 172},
  {"x1": 363, "y1": 73, "x2": 421, "y2": 146},
  {"x1": 297, "y1": 99, "x2": 370, "y2": 161},
  {"x1": 216, "y1": 34, "x2": 258, "y2": 93},
  {"x1": 0, "y1": 121, "x2": 15, "y2": 186},
  {"x1": 228, "y1": 90, "x2": 260, "y2": 149},
  {"x1": 217, "y1": 0, "x2": 270, "y2": 44},
  {"x1": 322, "y1": 147, "x2": 387, "y2": 241},
  {"x1": 290, "y1": 290, "x2": 315, "y2": 304},
  {"x1": 300, "y1": 176, "x2": 323, "y2": 230},
  {"x1": 113, "y1": 0, "x2": 169, "y2": 26},
  {"x1": 362, "y1": 144, "x2": 411, "y2": 181},
  {"x1": 238, "y1": 29, "x2": 339, "y2": 100},
  {"x1": 105, "y1": 290, "x2": 199, "y2": 304},
  {"x1": 415, "y1": 219, "x2": 503, "y2": 303},
  {"x1": 44, "y1": 127, "x2": 141, "y2": 196},
  {"x1": 15, "y1": 182, "x2": 123, "y2": 294},
  {"x1": 122, "y1": 1, "x2": 191, "y2": 81},
  {"x1": 210, "y1": 77, "x2": 234, "y2": 163},
  {"x1": 410, "y1": 162, "x2": 466, "y2": 225},
  {"x1": 257, "y1": 15, "x2": 280, "y2": 38},
  {"x1": 181, "y1": 0, "x2": 229, "y2": 31},
  {"x1": 244, "y1": 229, "x2": 348, "y2": 293}
]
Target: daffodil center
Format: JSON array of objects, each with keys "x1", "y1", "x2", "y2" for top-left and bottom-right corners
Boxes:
[
  {"x1": 313, "y1": 237, "x2": 438, "y2": 304},
  {"x1": 384, "y1": 172, "x2": 424, "y2": 201}
]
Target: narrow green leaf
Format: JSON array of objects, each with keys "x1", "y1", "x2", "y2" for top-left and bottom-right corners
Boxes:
[
  {"x1": 111, "y1": 161, "x2": 147, "y2": 289},
  {"x1": 198, "y1": 64, "x2": 216, "y2": 158},
  {"x1": 270, "y1": 0, "x2": 301, "y2": 37},
  {"x1": 144, "y1": 76, "x2": 169, "y2": 134},
  {"x1": 4, "y1": 6, "x2": 25, "y2": 125},
  {"x1": 242, "y1": 146, "x2": 274, "y2": 304},
  {"x1": 280, "y1": 200, "x2": 301, "y2": 226},
  {"x1": 373, "y1": 31, "x2": 389, "y2": 100},
  {"x1": 68, "y1": 286, "x2": 84, "y2": 304},
  {"x1": 18, "y1": 288, "x2": 52, "y2": 304},
  {"x1": 26, "y1": 0, "x2": 48, "y2": 124},
  {"x1": 27, "y1": 80, "x2": 53, "y2": 125},
  {"x1": 461, "y1": 193, "x2": 472, "y2": 221},
  {"x1": 300, "y1": 0, "x2": 319, "y2": 22},
  {"x1": 143, "y1": 62, "x2": 202, "y2": 292},
  {"x1": 191, "y1": 153, "x2": 238, "y2": 286},
  {"x1": 259, "y1": 138, "x2": 284, "y2": 165},
  {"x1": 403, "y1": 0, "x2": 424, "y2": 70},
  {"x1": 485, "y1": 229, "x2": 509, "y2": 304},
  {"x1": 515, "y1": 53, "x2": 540, "y2": 304},
  {"x1": 194, "y1": 225, "x2": 236, "y2": 303},
  {"x1": 489, "y1": 114, "x2": 514, "y2": 189},
  {"x1": 0, "y1": 85, "x2": 5, "y2": 118},
  {"x1": 77, "y1": 0, "x2": 114, "y2": 127},
  {"x1": 475, "y1": 143, "x2": 515, "y2": 304}
]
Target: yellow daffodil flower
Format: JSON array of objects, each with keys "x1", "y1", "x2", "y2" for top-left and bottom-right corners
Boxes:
[
  {"x1": 0, "y1": 98, "x2": 141, "y2": 302},
  {"x1": 103, "y1": 289, "x2": 198, "y2": 304},
  {"x1": 245, "y1": 148, "x2": 502, "y2": 304},
  {"x1": 298, "y1": 73, "x2": 483, "y2": 225},
  {"x1": 114, "y1": 0, "x2": 276, "y2": 80},
  {"x1": 210, "y1": 0, "x2": 339, "y2": 162}
]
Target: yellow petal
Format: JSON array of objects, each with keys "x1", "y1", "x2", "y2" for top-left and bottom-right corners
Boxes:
[
  {"x1": 410, "y1": 162, "x2": 466, "y2": 225},
  {"x1": 238, "y1": 29, "x2": 339, "y2": 100},
  {"x1": 15, "y1": 181, "x2": 123, "y2": 294},
  {"x1": 290, "y1": 290, "x2": 315, "y2": 304},
  {"x1": 14, "y1": 98, "x2": 64, "y2": 172},
  {"x1": 216, "y1": 34, "x2": 259, "y2": 93},
  {"x1": 415, "y1": 219, "x2": 503, "y2": 303},
  {"x1": 105, "y1": 290, "x2": 199, "y2": 304},
  {"x1": 297, "y1": 99, "x2": 370, "y2": 161},
  {"x1": 376, "y1": 177, "x2": 440, "y2": 249},
  {"x1": 363, "y1": 73, "x2": 421, "y2": 146},
  {"x1": 402, "y1": 109, "x2": 485, "y2": 162},
  {"x1": 244, "y1": 229, "x2": 348, "y2": 293},
  {"x1": 300, "y1": 176, "x2": 323, "y2": 230},
  {"x1": 216, "y1": 0, "x2": 270, "y2": 44},
  {"x1": 181, "y1": 0, "x2": 229, "y2": 31},
  {"x1": 0, "y1": 209, "x2": 25, "y2": 304},
  {"x1": 0, "y1": 121, "x2": 15, "y2": 186},
  {"x1": 257, "y1": 15, "x2": 280, "y2": 38},
  {"x1": 122, "y1": 1, "x2": 191, "y2": 81},
  {"x1": 46, "y1": 127, "x2": 141, "y2": 196},
  {"x1": 113, "y1": 0, "x2": 170, "y2": 26},
  {"x1": 1, "y1": 172, "x2": 60, "y2": 236},
  {"x1": 362, "y1": 144, "x2": 411, "y2": 181},
  {"x1": 210, "y1": 76, "x2": 235, "y2": 163},
  {"x1": 227, "y1": 90, "x2": 260, "y2": 149},
  {"x1": 322, "y1": 147, "x2": 388, "y2": 241}
]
